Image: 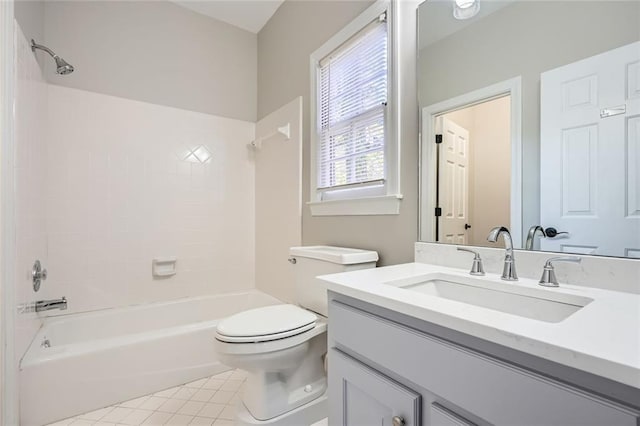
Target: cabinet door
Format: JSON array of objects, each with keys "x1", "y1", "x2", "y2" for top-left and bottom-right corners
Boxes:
[{"x1": 329, "y1": 348, "x2": 421, "y2": 426}]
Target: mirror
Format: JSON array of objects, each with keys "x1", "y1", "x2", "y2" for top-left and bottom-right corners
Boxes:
[{"x1": 418, "y1": 0, "x2": 640, "y2": 258}]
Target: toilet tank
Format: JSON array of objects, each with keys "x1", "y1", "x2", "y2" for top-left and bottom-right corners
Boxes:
[{"x1": 289, "y1": 246, "x2": 378, "y2": 316}]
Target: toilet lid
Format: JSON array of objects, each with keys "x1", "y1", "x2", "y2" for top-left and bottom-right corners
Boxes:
[{"x1": 216, "y1": 304, "x2": 317, "y2": 343}]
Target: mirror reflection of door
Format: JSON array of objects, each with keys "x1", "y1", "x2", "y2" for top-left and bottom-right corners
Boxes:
[
  {"x1": 540, "y1": 41, "x2": 640, "y2": 257},
  {"x1": 437, "y1": 96, "x2": 511, "y2": 247},
  {"x1": 437, "y1": 117, "x2": 470, "y2": 244}
]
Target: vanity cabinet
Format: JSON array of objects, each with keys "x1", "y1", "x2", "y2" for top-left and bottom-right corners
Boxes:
[{"x1": 328, "y1": 295, "x2": 640, "y2": 426}]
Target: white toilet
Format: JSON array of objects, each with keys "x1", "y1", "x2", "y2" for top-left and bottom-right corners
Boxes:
[{"x1": 214, "y1": 246, "x2": 378, "y2": 425}]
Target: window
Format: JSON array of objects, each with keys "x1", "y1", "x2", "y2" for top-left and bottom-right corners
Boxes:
[
  {"x1": 318, "y1": 15, "x2": 387, "y2": 192},
  {"x1": 309, "y1": 0, "x2": 402, "y2": 216}
]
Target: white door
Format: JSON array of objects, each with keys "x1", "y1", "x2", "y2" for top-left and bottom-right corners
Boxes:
[
  {"x1": 540, "y1": 41, "x2": 640, "y2": 257},
  {"x1": 438, "y1": 117, "x2": 470, "y2": 244}
]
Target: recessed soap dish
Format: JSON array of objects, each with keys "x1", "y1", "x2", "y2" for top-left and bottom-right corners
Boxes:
[{"x1": 152, "y1": 257, "x2": 177, "y2": 278}]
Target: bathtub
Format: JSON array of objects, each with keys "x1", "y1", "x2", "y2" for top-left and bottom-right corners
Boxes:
[{"x1": 19, "y1": 290, "x2": 281, "y2": 426}]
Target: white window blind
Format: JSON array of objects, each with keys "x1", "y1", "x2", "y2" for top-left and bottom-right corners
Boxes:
[{"x1": 317, "y1": 13, "x2": 388, "y2": 192}]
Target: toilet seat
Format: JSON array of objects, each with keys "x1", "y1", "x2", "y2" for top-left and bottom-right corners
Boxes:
[
  {"x1": 215, "y1": 319, "x2": 327, "y2": 357},
  {"x1": 216, "y1": 304, "x2": 317, "y2": 343}
]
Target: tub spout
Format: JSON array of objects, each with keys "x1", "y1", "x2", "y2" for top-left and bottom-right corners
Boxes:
[{"x1": 35, "y1": 297, "x2": 67, "y2": 312}]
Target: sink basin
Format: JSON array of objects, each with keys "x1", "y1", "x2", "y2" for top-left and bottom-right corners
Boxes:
[{"x1": 387, "y1": 273, "x2": 593, "y2": 323}]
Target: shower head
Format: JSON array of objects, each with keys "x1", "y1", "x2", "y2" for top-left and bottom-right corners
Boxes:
[
  {"x1": 54, "y1": 56, "x2": 74, "y2": 75},
  {"x1": 31, "y1": 39, "x2": 74, "y2": 75}
]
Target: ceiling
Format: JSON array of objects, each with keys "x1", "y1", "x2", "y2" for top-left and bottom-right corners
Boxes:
[{"x1": 171, "y1": 0, "x2": 285, "y2": 33}]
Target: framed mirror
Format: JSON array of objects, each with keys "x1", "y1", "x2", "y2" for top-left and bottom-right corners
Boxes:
[{"x1": 418, "y1": 0, "x2": 640, "y2": 258}]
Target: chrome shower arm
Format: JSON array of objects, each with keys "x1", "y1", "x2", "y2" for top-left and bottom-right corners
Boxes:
[{"x1": 31, "y1": 39, "x2": 56, "y2": 58}]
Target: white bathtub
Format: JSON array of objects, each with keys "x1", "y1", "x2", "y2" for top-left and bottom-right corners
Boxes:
[{"x1": 19, "y1": 290, "x2": 281, "y2": 426}]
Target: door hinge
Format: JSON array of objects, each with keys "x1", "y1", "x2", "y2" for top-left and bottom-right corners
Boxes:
[
  {"x1": 435, "y1": 207, "x2": 442, "y2": 217},
  {"x1": 435, "y1": 134, "x2": 443, "y2": 144}
]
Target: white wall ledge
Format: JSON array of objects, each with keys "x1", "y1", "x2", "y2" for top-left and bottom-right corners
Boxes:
[{"x1": 308, "y1": 194, "x2": 403, "y2": 216}]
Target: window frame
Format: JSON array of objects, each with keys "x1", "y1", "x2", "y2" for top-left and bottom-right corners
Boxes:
[{"x1": 308, "y1": 0, "x2": 402, "y2": 216}]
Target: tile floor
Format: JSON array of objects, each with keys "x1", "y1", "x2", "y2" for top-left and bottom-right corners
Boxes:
[{"x1": 47, "y1": 370, "x2": 247, "y2": 426}]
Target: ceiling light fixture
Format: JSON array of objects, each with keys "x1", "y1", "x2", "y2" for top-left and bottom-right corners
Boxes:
[{"x1": 453, "y1": 0, "x2": 480, "y2": 20}]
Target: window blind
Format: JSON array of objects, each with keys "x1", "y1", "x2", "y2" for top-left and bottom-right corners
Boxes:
[{"x1": 317, "y1": 13, "x2": 388, "y2": 191}]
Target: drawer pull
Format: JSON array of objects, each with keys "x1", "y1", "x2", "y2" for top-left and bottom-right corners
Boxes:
[{"x1": 392, "y1": 416, "x2": 405, "y2": 426}]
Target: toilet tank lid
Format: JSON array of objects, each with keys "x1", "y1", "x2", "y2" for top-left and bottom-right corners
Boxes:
[{"x1": 289, "y1": 246, "x2": 378, "y2": 265}]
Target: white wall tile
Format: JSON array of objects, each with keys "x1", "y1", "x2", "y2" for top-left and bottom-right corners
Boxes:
[{"x1": 42, "y1": 85, "x2": 256, "y2": 315}]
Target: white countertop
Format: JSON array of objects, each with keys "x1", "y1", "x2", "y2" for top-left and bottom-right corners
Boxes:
[{"x1": 320, "y1": 262, "x2": 640, "y2": 389}]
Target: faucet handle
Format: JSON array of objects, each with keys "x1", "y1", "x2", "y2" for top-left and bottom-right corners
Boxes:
[
  {"x1": 539, "y1": 256, "x2": 582, "y2": 287},
  {"x1": 457, "y1": 247, "x2": 485, "y2": 276},
  {"x1": 32, "y1": 260, "x2": 47, "y2": 292}
]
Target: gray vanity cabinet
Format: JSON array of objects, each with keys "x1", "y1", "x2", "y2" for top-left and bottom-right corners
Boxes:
[
  {"x1": 330, "y1": 349, "x2": 421, "y2": 426},
  {"x1": 328, "y1": 295, "x2": 640, "y2": 426}
]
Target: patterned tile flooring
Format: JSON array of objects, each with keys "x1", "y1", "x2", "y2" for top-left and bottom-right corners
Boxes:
[{"x1": 47, "y1": 370, "x2": 247, "y2": 426}]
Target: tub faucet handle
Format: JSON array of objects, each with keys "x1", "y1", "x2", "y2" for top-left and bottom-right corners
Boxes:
[{"x1": 32, "y1": 260, "x2": 47, "y2": 292}]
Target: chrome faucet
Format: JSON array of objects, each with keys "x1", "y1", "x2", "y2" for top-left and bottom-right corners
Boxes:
[
  {"x1": 487, "y1": 226, "x2": 518, "y2": 281},
  {"x1": 539, "y1": 257, "x2": 581, "y2": 287},
  {"x1": 457, "y1": 247, "x2": 485, "y2": 275},
  {"x1": 35, "y1": 297, "x2": 67, "y2": 312},
  {"x1": 525, "y1": 225, "x2": 546, "y2": 250}
]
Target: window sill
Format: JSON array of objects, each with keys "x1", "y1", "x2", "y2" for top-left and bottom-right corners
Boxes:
[{"x1": 307, "y1": 194, "x2": 403, "y2": 216}]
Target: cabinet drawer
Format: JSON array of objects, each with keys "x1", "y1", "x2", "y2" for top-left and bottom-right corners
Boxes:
[{"x1": 329, "y1": 300, "x2": 638, "y2": 426}]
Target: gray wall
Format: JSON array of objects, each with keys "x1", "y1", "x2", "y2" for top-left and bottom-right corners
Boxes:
[
  {"x1": 258, "y1": 0, "x2": 419, "y2": 266},
  {"x1": 43, "y1": 1, "x2": 257, "y2": 121},
  {"x1": 14, "y1": 0, "x2": 44, "y2": 69},
  {"x1": 418, "y1": 1, "x2": 640, "y2": 242}
]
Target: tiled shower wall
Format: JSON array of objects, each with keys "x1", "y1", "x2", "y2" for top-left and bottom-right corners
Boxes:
[
  {"x1": 41, "y1": 85, "x2": 256, "y2": 315},
  {"x1": 14, "y1": 23, "x2": 47, "y2": 361}
]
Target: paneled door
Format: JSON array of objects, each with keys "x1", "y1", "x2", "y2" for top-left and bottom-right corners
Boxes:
[
  {"x1": 540, "y1": 41, "x2": 640, "y2": 257},
  {"x1": 329, "y1": 348, "x2": 421, "y2": 426},
  {"x1": 438, "y1": 117, "x2": 470, "y2": 245}
]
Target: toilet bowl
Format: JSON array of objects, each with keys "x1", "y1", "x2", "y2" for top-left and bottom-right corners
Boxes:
[
  {"x1": 215, "y1": 305, "x2": 328, "y2": 421},
  {"x1": 214, "y1": 246, "x2": 378, "y2": 425}
]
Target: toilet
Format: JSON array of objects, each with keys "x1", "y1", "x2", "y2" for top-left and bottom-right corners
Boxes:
[{"x1": 214, "y1": 246, "x2": 378, "y2": 425}]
